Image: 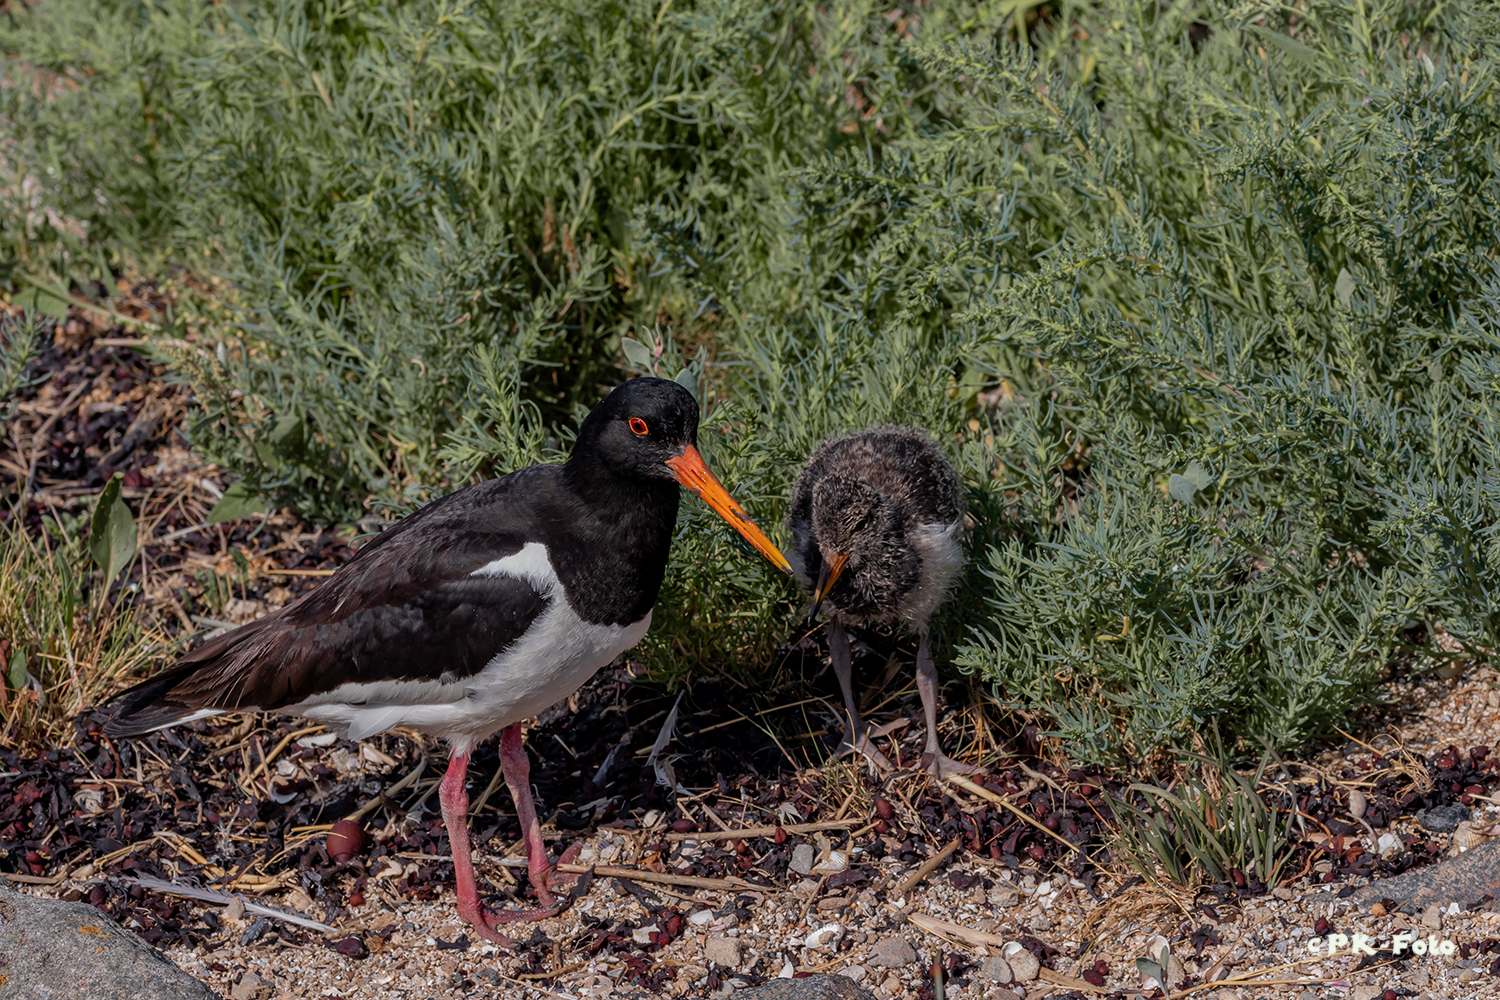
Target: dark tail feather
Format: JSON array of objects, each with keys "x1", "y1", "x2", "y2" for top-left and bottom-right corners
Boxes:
[
  {"x1": 99, "y1": 614, "x2": 284, "y2": 738},
  {"x1": 100, "y1": 661, "x2": 218, "y2": 738}
]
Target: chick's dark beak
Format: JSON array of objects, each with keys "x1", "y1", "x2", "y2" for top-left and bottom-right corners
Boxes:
[
  {"x1": 807, "y1": 550, "x2": 850, "y2": 624},
  {"x1": 664, "y1": 445, "x2": 792, "y2": 574}
]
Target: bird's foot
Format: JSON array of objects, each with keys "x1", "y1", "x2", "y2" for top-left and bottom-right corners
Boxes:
[
  {"x1": 838, "y1": 720, "x2": 904, "y2": 773},
  {"x1": 528, "y1": 841, "x2": 583, "y2": 904},
  {"x1": 457, "y1": 898, "x2": 566, "y2": 945},
  {"x1": 921, "y1": 750, "x2": 976, "y2": 778},
  {"x1": 454, "y1": 843, "x2": 584, "y2": 945}
]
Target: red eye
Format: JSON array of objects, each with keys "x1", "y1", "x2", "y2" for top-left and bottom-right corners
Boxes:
[{"x1": 629, "y1": 417, "x2": 649, "y2": 436}]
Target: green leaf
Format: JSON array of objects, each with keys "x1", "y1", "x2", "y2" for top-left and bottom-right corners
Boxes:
[
  {"x1": 620, "y1": 336, "x2": 655, "y2": 373},
  {"x1": 88, "y1": 473, "x2": 137, "y2": 584},
  {"x1": 206, "y1": 482, "x2": 268, "y2": 524},
  {"x1": 1335, "y1": 268, "x2": 1357, "y2": 308},
  {"x1": 673, "y1": 366, "x2": 698, "y2": 400},
  {"x1": 1135, "y1": 958, "x2": 1162, "y2": 982},
  {"x1": 1168, "y1": 460, "x2": 1210, "y2": 505},
  {"x1": 7, "y1": 648, "x2": 27, "y2": 691},
  {"x1": 268, "y1": 411, "x2": 305, "y2": 450},
  {"x1": 1246, "y1": 23, "x2": 1320, "y2": 64},
  {"x1": 14, "y1": 286, "x2": 70, "y2": 322}
]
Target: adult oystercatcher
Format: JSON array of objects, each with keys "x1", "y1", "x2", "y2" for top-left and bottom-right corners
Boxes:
[
  {"x1": 103, "y1": 377, "x2": 790, "y2": 943},
  {"x1": 786, "y1": 425, "x2": 972, "y2": 777}
]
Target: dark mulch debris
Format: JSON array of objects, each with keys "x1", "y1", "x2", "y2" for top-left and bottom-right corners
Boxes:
[{"x1": 4, "y1": 676, "x2": 1493, "y2": 993}]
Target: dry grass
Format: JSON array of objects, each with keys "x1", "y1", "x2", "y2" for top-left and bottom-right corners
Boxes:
[{"x1": 0, "y1": 509, "x2": 168, "y2": 746}]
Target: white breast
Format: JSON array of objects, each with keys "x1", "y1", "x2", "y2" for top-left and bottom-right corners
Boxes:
[
  {"x1": 284, "y1": 542, "x2": 651, "y2": 752},
  {"x1": 896, "y1": 520, "x2": 965, "y2": 627}
]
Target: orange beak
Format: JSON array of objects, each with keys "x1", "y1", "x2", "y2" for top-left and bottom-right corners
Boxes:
[
  {"x1": 665, "y1": 445, "x2": 792, "y2": 574},
  {"x1": 808, "y1": 550, "x2": 850, "y2": 623}
]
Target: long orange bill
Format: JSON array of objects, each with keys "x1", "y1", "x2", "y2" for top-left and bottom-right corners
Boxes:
[
  {"x1": 665, "y1": 445, "x2": 792, "y2": 574},
  {"x1": 808, "y1": 550, "x2": 850, "y2": 623}
]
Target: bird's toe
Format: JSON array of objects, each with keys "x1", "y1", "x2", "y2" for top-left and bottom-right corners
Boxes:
[
  {"x1": 923, "y1": 751, "x2": 977, "y2": 778},
  {"x1": 839, "y1": 732, "x2": 895, "y2": 773}
]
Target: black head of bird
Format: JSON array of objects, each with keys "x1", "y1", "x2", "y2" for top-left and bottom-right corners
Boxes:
[
  {"x1": 806, "y1": 472, "x2": 921, "y2": 623},
  {"x1": 565, "y1": 379, "x2": 790, "y2": 572}
]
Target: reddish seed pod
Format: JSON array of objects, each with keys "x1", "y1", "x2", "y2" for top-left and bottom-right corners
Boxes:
[
  {"x1": 327, "y1": 820, "x2": 366, "y2": 863},
  {"x1": 774, "y1": 826, "x2": 787, "y2": 844},
  {"x1": 671, "y1": 818, "x2": 695, "y2": 833},
  {"x1": 348, "y1": 891, "x2": 366, "y2": 907},
  {"x1": 874, "y1": 820, "x2": 889, "y2": 834},
  {"x1": 332, "y1": 936, "x2": 369, "y2": 959},
  {"x1": 1077, "y1": 784, "x2": 1096, "y2": 798},
  {"x1": 1231, "y1": 868, "x2": 1247, "y2": 888},
  {"x1": 1044, "y1": 814, "x2": 1060, "y2": 831},
  {"x1": 733, "y1": 838, "x2": 747, "y2": 854},
  {"x1": 874, "y1": 797, "x2": 894, "y2": 820},
  {"x1": 1382, "y1": 991, "x2": 1397, "y2": 1000},
  {"x1": 1314, "y1": 917, "x2": 1329, "y2": 935}
]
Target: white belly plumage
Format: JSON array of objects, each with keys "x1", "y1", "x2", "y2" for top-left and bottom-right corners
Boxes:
[{"x1": 283, "y1": 542, "x2": 651, "y2": 752}]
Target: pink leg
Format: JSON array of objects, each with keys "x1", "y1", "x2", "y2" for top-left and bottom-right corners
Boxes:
[
  {"x1": 497, "y1": 722, "x2": 578, "y2": 906},
  {"x1": 438, "y1": 731, "x2": 574, "y2": 945}
]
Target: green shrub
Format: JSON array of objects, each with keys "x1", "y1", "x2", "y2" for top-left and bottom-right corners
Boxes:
[
  {"x1": 8, "y1": 0, "x2": 1500, "y2": 765},
  {"x1": 5, "y1": 0, "x2": 943, "y2": 517},
  {"x1": 653, "y1": 0, "x2": 1500, "y2": 764}
]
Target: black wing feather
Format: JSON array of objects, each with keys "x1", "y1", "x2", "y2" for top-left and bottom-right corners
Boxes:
[{"x1": 103, "y1": 468, "x2": 560, "y2": 737}]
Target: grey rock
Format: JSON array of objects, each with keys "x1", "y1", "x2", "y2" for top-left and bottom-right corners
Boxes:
[
  {"x1": 705, "y1": 936, "x2": 743, "y2": 968},
  {"x1": 0, "y1": 881, "x2": 221, "y2": 999},
  {"x1": 980, "y1": 956, "x2": 1014, "y2": 982},
  {"x1": 1003, "y1": 943, "x2": 1041, "y2": 983},
  {"x1": 988, "y1": 885, "x2": 1020, "y2": 908},
  {"x1": 790, "y1": 844, "x2": 817, "y2": 876},
  {"x1": 1417, "y1": 803, "x2": 1471, "y2": 833},
  {"x1": 229, "y1": 975, "x2": 272, "y2": 1000},
  {"x1": 991, "y1": 990, "x2": 1022, "y2": 1000},
  {"x1": 867, "y1": 934, "x2": 917, "y2": 968},
  {"x1": 1420, "y1": 903, "x2": 1444, "y2": 929},
  {"x1": 731, "y1": 974, "x2": 878, "y2": 999}
]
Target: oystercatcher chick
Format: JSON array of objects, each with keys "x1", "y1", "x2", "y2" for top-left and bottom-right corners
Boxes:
[
  {"x1": 787, "y1": 425, "x2": 971, "y2": 777},
  {"x1": 103, "y1": 377, "x2": 790, "y2": 944}
]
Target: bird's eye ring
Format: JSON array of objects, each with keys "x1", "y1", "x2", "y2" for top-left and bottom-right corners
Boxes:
[{"x1": 629, "y1": 417, "x2": 650, "y2": 436}]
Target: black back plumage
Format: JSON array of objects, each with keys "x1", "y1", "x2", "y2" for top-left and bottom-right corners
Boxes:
[{"x1": 104, "y1": 378, "x2": 697, "y2": 738}]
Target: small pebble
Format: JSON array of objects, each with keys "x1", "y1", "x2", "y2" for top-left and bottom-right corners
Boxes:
[
  {"x1": 1417, "y1": 802, "x2": 1471, "y2": 832},
  {"x1": 1002, "y1": 942, "x2": 1040, "y2": 983},
  {"x1": 868, "y1": 934, "x2": 917, "y2": 968},
  {"x1": 980, "y1": 956, "x2": 1013, "y2": 983}
]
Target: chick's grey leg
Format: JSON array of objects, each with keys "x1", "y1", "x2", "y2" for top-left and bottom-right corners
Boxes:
[
  {"x1": 830, "y1": 616, "x2": 893, "y2": 772},
  {"x1": 915, "y1": 626, "x2": 974, "y2": 777}
]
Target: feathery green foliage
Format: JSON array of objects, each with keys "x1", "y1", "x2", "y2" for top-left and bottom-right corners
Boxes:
[{"x1": 6, "y1": 0, "x2": 1500, "y2": 764}]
